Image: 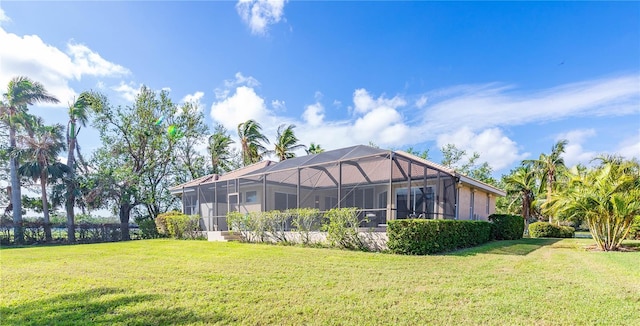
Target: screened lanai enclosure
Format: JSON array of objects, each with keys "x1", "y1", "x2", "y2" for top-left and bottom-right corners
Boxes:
[{"x1": 171, "y1": 145, "x2": 472, "y2": 232}]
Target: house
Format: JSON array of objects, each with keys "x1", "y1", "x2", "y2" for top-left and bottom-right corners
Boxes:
[{"x1": 170, "y1": 145, "x2": 506, "y2": 231}]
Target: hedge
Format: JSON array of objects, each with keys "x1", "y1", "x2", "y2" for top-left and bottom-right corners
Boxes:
[
  {"x1": 387, "y1": 219, "x2": 492, "y2": 255},
  {"x1": 488, "y1": 214, "x2": 524, "y2": 240},
  {"x1": 528, "y1": 222, "x2": 575, "y2": 238}
]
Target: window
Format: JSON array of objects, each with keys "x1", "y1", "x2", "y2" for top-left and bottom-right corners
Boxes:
[
  {"x1": 470, "y1": 190, "x2": 475, "y2": 220},
  {"x1": 245, "y1": 191, "x2": 258, "y2": 203},
  {"x1": 378, "y1": 191, "x2": 387, "y2": 209},
  {"x1": 486, "y1": 194, "x2": 490, "y2": 214},
  {"x1": 314, "y1": 195, "x2": 320, "y2": 209},
  {"x1": 342, "y1": 188, "x2": 374, "y2": 209},
  {"x1": 324, "y1": 196, "x2": 337, "y2": 211},
  {"x1": 396, "y1": 187, "x2": 434, "y2": 218},
  {"x1": 275, "y1": 192, "x2": 297, "y2": 210}
]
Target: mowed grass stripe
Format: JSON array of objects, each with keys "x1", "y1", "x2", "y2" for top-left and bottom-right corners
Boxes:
[{"x1": 1, "y1": 239, "x2": 639, "y2": 325}]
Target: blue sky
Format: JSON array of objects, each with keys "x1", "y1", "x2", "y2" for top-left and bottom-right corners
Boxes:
[{"x1": 1, "y1": 0, "x2": 639, "y2": 176}]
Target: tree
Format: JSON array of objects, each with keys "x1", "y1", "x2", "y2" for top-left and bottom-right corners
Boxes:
[
  {"x1": 173, "y1": 101, "x2": 209, "y2": 184},
  {"x1": 1, "y1": 76, "x2": 59, "y2": 244},
  {"x1": 306, "y1": 142, "x2": 324, "y2": 155},
  {"x1": 503, "y1": 165, "x2": 537, "y2": 232},
  {"x1": 524, "y1": 140, "x2": 568, "y2": 223},
  {"x1": 17, "y1": 123, "x2": 69, "y2": 241},
  {"x1": 88, "y1": 86, "x2": 182, "y2": 240},
  {"x1": 440, "y1": 144, "x2": 497, "y2": 186},
  {"x1": 405, "y1": 147, "x2": 429, "y2": 160},
  {"x1": 551, "y1": 157, "x2": 639, "y2": 251},
  {"x1": 208, "y1": 124, "x2": 235, "y2": 174},
  {"x1": 237, "y1": 119, "x2": 269, "y2": 166},
  {"x1": 64, "y1": 91, "x2": 104, "y2": 242},
  {"x1": 272, "y1": 124, "x2": 306, "y2": 161}
]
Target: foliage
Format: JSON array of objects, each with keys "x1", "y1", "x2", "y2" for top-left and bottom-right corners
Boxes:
[
  {"x1": 17, "y1": 122, "x2": 69, "y2": 242},
  {"x1": 628, "y1": 216, "x2": 640, "y2": 240},
  {"x1": 87, "y1": 86, "x2": 186, "y2": 240},
  {"x1": 306, "y1": 142, "x2": 324, "y2": 154},
  {"x1": 524, "y1": 140, "x2": 568, "y2": 222},
  {"x1": 322, "y1": 207, "x2": 368, "y2": 250},
  {"x1": 172, "y1": 101, "x2": 209, "y2": 184},
  {"x1": 503, "y1": 165, "x2": 537, "y2": 222},
  {"x1": 237, "y1": 119, "x2": 269, "y2": 166},
  {"x1": 135, "y1": 216, "x2": 161, "y2": 239},
  {"x1": 155, "y1": 211, "x2": 200, "y2": 239},
  {"x1": 272, "y1": 124, "x2": 306, "y2": 161},
  {"x1": 207, "y1": 124, "x2": 235, "y2": 175},
  {"x1": 440, "y1": 143, "x2": 497, "y2": 186},
  {"x1": 528, "y1": 222, "x2": 574, "y2": 238},
  {"x1": 290, "y1": 208, "x2": 321, "y2": 245},
  {"x1": 404, "y1": 146, "x2": 429, "y2": 160},
  {"x1": 1, "y1": 76, "x2": 60, "y2": 244},
  {"x1": 387, "y1": 219, "x2": 492, "y2": 255},
  {"x1": 549, "y1": 156, "x2": 639, "y2": 250},
  {"x1": 488, "y1": 214, "x2": 524, "y2": 240}
]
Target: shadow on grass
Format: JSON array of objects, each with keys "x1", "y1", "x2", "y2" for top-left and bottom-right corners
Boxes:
[
  {"x1": 448, "y1": 238, "x2": 561, "y2": 257},
  {"x1": 0, "y1": 287, "x2": 230, "y2": 325}
]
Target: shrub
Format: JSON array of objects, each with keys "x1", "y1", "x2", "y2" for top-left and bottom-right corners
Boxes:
[
  {"x1": 387, "y1": 219, "x2": 492, "y2": 255},
  {"x1": 488, "y1": 214, "x2": 524, "y2": 240},
  {"x1": 290, "y1": 208, "x2": 321, "y2": 245},
  {"x1": 322, "y1": 207, "x2": 368, "y2": 250},
  {"x1": 135, "y1": 216, "x2": 160, "y2": 239},
  {"x1": 529, "y1": 222, "x2": 574, "y2": 238},
  {"x1": 264, "y1": 210, "x2": 289, "y2": 243},
  {"x1": 156, "y1": 211, "x2": 200, "y2": 239}
]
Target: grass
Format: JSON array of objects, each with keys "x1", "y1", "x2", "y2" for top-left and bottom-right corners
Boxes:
[{"x1": 1, "y1": 238, "x2": 639, "y2": 325}]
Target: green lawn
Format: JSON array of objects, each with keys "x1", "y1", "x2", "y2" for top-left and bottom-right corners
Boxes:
[{"x1": 1, "y1": 239, "x2": 639, "y2": 325}]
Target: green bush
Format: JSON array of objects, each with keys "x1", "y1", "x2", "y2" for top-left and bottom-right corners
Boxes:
[
  {"x1": 156, "y1": 211, "x2": 200, "y2": 239},
  {"x1": 136, "y1": 216, "x2": 160, "y2": 239},
  {"x1": 322, "y1": 207, "x2": 368, "y2": 250},
  {"x1": 529, "y1": 222, "x2": 574, "y2": 238},
  {"x1": 488, "y1": 214, "x2": 524, "y2": 240},
  {"x1": 387, "y1": 219, "x2": 492, "y2": 255},
  {"x1": 290, "y1": 208, "x2": 321, "y2": 245},
  {"x1": 628, "y1": 216, "x2": 640, "y2": 240}
]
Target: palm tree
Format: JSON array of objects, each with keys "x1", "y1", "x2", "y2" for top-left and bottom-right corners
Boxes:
[
  {"x1": 1, "y1": 76, "x2": 59, "y2": 244},
  {"x1": 504, "y1": 165, "x2": 537, "y2": 233},
  {"x1": 208, "y1": 124, "x2": 235, "y2": 174},
  {"x1": 17, "y1": 123, "x2": 68, "y2": 242},
  {"x1": 65, "y1": 91, "x2": 102, "y2": 243},
  {"x1": 273, "y1": 124, "x2": 306, "y2": 161},
  {"x1": 524, "y1": 140, "x2": 567, "y2": 224},
  {"x1": 237, "y1": 119, "x2": 269, "y2": 166},
  {"x1": 307, "y1": 142, "x2": 324, "y2": 155},
  {"x1": 551, "y1": 157, "x2": 639, "y2": 251}
]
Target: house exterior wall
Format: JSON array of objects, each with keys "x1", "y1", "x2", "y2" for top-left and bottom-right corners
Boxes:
[{"x1": 457, "y1": 185, "x2": 495, "y2": 221}]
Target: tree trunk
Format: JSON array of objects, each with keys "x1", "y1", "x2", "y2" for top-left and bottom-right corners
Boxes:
[
  {"x1": 66, "y1": 135, "x2": 76, "y2": 243},
  {"x1": 547, "y1": 173, "x2": 553, "y2": 224},
  {"x1": 9, "y1": 124, "x2": 24, "y2": 244},
  {"x1": 40, "y1": 172, "x2": 52, "y2": 242},
  {"x1": 119, "y1": 204, "x2": 131, "y2": 241}
]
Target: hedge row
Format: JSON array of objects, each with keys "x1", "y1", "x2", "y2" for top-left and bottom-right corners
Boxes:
[
  {"x1": 488, "y1": 214, "x2": 524, "y2": 240},
  {"x1": 387, "y1": 219, "x2": 492, "y2": 255},
  {"x1": 528, "y1": 222, "x2": 574, "y2": 238}
]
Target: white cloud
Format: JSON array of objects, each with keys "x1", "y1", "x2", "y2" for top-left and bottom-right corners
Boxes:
[
  {"x1": 0, "y1": 27, "x2": 130, "y2": 106},
  {"x1": 216, "y1": 72, "x2": 260, "y2": 100},
  {"x1": 271, "y1": 99, "x2": 286, "y2": 111},
  {"x1": 0, "y1": 7, "x2": 11, "y2": 24},
  {"x1": 210, "y1": 85, "x2": 271, "y2": 130},
  {"x1": 555, "y1": 129, "x2": 598, "y2": 167},
  {"x1": 419, "y1": 75, "x2": 640, "y2": 139},
  {"x1": 111, "y1": 81, "x2": 140, "y2": 102},
  {"x1": 302, "y1": 102, "x2": 324, "y2": 126},
  {"x1": 415, "y1": 95, "x2": 428, "y2": 108},
  {"x1": 617, "y1": 132, "x2": 640, "y2": 160},
  {"x1": 352, "y1": 88, "x2": 406, "y2": 114},
  {"x1": 236, "y1": 0, "x2": 287, "y2": 35},
  {"x1": 182, "y1": 91, "x2": 204, "y2": 104},
  {"x1": 437, "y1": 127, "x2": 529, "y2": 171}
]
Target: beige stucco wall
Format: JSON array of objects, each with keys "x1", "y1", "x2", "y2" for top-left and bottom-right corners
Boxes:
[{"x1": 457, "y1": 185, "x2": 495, "y2": 221}]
